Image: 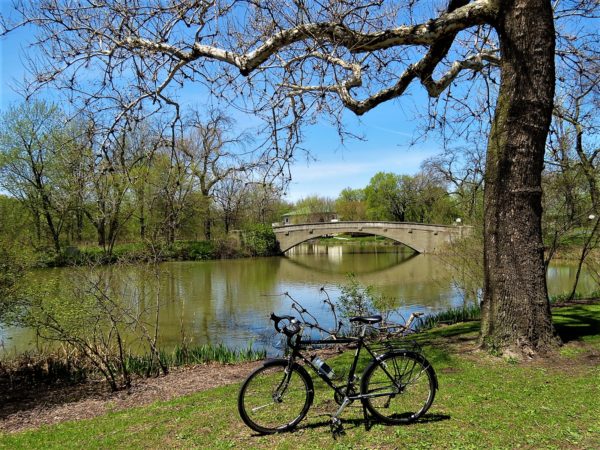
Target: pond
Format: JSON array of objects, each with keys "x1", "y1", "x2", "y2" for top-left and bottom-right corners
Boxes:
[{"x1": 1, "y1": 243, "x2": 597, "y2": 354}]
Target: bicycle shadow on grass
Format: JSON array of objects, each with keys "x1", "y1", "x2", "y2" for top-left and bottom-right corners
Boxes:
[{"x1": 254, "y1": 413, "x2": 451, "y2": 436}]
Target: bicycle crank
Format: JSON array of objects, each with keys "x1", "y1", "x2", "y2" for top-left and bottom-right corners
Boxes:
[{"x1": 334, "y1": 386, "x2": 356, "y2": 406}]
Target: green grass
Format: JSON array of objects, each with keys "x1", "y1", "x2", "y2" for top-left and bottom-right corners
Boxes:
[{"x1": 2, "y1": 305, "x2": 599, "y2": 449}]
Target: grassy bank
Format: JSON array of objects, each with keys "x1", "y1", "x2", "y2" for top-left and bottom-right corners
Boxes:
[{"x1": 1, "y1": 304, "x2": 598, "y2": 449}]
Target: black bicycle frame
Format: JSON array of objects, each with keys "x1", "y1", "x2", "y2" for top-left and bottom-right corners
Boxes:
[{"x1": 290, "y1": 335, "x2": 403, "y2": 402}]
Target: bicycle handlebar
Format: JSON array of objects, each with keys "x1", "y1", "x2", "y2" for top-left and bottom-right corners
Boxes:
[{"x1": 270, "y1": 312, "x2": 300, "y2": 336}]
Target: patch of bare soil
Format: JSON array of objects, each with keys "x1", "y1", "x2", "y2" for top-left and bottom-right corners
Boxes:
[{"x1": 0, "y1": 360, "x2": 261, "y2": 434}]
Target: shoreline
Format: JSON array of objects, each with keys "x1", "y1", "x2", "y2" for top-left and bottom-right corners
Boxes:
[{"x1": 2, "y1": 299, "x2": 598, "y2": 434}]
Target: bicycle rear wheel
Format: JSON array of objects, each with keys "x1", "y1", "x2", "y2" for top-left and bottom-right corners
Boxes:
[
  {"x1": 361, "y1": 350, "x2": 436, "y2": 424},
  {"x1": 238, "y1": 359, "x2": 314, "y2": 434}
]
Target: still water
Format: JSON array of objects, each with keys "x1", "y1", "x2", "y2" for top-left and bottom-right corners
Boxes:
[{"x1": 1, "y1": 244, "x2": 597, "y2": 353}]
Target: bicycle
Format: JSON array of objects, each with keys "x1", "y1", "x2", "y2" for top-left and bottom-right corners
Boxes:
[{"x1": 237, "y1": 311, "x2": 438, "y2": 434}]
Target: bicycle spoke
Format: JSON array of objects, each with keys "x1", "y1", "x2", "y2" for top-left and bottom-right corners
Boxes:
[
  {"x1": 239, "y1": 362, "x2": 312, "y2": 434},
  {"x1": 362, "y1": 352, "x2": 435, "y2": 424}
]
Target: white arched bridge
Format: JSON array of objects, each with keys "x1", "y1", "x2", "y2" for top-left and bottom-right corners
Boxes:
[{"x1": 273, "y1": 221, "x2": 472, "y2": 254}]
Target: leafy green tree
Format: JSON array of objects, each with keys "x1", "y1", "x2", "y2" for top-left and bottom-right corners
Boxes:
[
  {"x1": 336, "y1": 188, "x2": 366, "y2": 221},
  {"x1": 293, "y1": 195, "x2": 336, "y2": 221},
  {"x1": 242, "y1": 224, "x2": 279, "y2": 256},
  {"x1": 0, "y1": 102, "x2": 74, "y2": 253},
  {"x1": 364, "y1": 172, "x2": 406, "y2": 221},
  {"x1": 405, "y1": 173, "x2": 458, "y2": 224},
  {"x1": 365, "y1": 172, "x2": 457, "y2": 224}
]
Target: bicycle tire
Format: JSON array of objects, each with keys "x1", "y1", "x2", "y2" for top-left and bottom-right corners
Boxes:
[
  {"x1": 361, "y1": 350, "x2": 436, "y2": 424},
  {"x1": 238, "y1": 359, "x2": 314, "y2": 434}
]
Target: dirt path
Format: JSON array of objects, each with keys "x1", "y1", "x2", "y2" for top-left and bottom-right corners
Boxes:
[{"x1": 0, "y1": 361, "x2": 262, "y2": 434}]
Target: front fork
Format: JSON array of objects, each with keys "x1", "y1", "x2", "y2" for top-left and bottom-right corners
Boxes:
[{"x1": 272, "y1": 359, "x2": 296, "y2": 402}]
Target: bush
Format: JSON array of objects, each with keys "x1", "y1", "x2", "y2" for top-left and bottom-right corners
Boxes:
[
  {"x1": 242, "y1": 225, "x2": 279, "y2": 256},
  {"x1": 168, "y1": 241, "x2": 215, "y2": 260},
  {"x1": 334, "y1": 274, "x2": 400, "y2": 337}
]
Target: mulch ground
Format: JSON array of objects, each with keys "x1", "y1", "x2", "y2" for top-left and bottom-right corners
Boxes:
[{"x1": 0, "y1": 361, "x2": 261, "y2": 434}]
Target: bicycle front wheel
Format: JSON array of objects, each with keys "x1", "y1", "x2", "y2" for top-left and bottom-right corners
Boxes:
[
  {"x1": 238, "y1": 359, "x2": 314, "y2": 434},
  {"x1": 361, "y1": 350, "x2": 436, "y2": 424}
]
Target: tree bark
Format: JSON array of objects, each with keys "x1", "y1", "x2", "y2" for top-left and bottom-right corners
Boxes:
[{"x1": 481, "y1": 0, "x2": 559, "y2": 356}]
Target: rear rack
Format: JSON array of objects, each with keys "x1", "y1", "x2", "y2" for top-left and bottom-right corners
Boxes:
[{"x1": 368, "y1": 336, "x2": 423, "y2": 355}]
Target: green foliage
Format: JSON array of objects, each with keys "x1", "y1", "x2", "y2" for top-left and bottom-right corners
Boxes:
[
  {"x1": 166, "y1": 241, "x2": 216, "y2": 260},
  {"x1": 336, "y1": 187, "x2": 366, "y2": 221},
  {"x1": 337, "y1": 273, "x2": 376, "y2": 318},
  {"x1": 336, "y1": 274, "x2": 397, "y2": 321},
  {"x1": 364, "y1": 172, "x2": 403, "y2": 221},
  {"x1": 36, "y1": 241, "x2": 219, "y2": 267},
  {"x1": 0, "y1": 241, "x2": 26, "y2": 323},
  {"x1": 242, "y1": 224, "x2": 279, "y2": 256},
  {"x1": 0, "y1": 101, "x2": 78, "y2": 253},
  {"x1": 17, "y1": 268, "x2": 164, "y2": 390},
  {"x1": 364, "y1": 171, "x2": 458, "y2": 224},
  {"x1": 293, "y1": 195, "x2": 335, "y2": 214}
]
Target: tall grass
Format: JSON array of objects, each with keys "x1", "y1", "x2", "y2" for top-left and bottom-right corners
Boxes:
[
  {"x1": 415, "y1": 304, "x2": 481, "y2": 332},
  {"x1": 125, "y1": 343, "x2": 266, "y2": 377},
  {"x1": 1, "y1": 343, "x2": 266, "y2": 388}
]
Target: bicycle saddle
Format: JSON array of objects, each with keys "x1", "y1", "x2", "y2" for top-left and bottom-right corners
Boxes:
[{"x1": 349, "y1": 315, "x2": 382, "y2": 324}]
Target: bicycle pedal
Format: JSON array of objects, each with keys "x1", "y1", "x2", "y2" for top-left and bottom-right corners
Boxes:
[{"x1": 330, "y1": 418, "x2": 345, "y2": 438}]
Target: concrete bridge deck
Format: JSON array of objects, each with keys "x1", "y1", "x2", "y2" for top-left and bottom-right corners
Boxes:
[{"x1": 272, "y1": 221, "x2": 472, "y2": 253}]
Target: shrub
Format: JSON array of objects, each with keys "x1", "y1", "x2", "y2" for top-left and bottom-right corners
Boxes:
[{"x1": 242, "y1": 225, "x2": 279, "y2": 256}]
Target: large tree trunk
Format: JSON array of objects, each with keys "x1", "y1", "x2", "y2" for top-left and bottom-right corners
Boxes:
[{"x1": 481, "y1": 0, "x2": 559, "y2": 356}]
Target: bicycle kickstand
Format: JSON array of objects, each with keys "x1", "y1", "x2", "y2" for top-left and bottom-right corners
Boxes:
[{"x1": 362, "y1": 402, "x2": 372, "y2": 431}]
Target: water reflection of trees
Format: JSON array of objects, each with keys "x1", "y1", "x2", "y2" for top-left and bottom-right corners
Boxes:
[{"x1": 9, "y1": 248, "x2": 596, "y2": 353}]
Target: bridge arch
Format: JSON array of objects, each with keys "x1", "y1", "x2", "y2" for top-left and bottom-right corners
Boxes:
[{"x1": 272, "y1": 221, "x2": 471, "y2": 254}]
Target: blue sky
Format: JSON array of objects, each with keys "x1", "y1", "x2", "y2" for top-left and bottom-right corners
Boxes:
[{"x1": 0, "y1": 7, "x2": 441, "y2": 202}]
